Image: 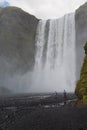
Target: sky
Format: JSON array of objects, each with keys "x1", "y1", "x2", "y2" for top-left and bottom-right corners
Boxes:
[
  {"x1": 0, "y1": 0, "x2": 87, "y2": 19},
  {"x1": 0, "y1": 0, "x2": 9, "y2": 7}
]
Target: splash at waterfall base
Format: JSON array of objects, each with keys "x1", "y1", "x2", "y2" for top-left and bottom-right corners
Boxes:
[{"x1": 31, "y1": 13, "x2": 76, "y2": 93}]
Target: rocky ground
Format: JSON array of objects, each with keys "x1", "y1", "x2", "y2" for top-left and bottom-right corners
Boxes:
[{"x1": 0, "y1": 93, "x2": 86, "y2": 130}]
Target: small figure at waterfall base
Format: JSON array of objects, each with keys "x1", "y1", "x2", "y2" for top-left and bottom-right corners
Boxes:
[{"x1": 63, "y1": 90, "x2": 67, "y2": 105}]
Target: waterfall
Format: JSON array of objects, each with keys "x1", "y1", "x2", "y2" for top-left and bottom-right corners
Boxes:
[{"x1": 32, "y1": 13, "x2": 76, "y2": 92}]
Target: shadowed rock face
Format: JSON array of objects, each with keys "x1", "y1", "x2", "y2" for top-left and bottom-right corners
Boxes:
[
  {"x1": 0, "y1": 7, "x2": 39, "y2": 93},
  {"x1": 0, "y1": 7, "x2": 38, "y2": 74},
  {"x1": 75, "y1": 2, "x2": 87, "y2": 80}
]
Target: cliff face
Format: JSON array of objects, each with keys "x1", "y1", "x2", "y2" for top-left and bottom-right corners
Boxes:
[
  {"x1": 75, "y1": 42, "x2": 87, "y2": 105},
  {"x1": 75, "y1": 2, "x2": 87, "y2": 80},
  {"x1": 0, "y1": 7, "x2": 38, "y2": 74},
  {"x1": 0, "y1": 7, "x2": 39, "y2": 93}
]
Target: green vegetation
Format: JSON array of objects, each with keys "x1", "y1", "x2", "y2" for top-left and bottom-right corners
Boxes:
[{"x1": 75, "y1": 42, "x2": 87, "y2": 105}]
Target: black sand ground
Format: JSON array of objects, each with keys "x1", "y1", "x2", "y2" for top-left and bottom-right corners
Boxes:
[{"x1": 0, "y1": 94, "x2": 86, "y2": 130}]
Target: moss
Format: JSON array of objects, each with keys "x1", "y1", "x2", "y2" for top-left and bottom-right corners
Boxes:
[
  {"x1": 79, "y1": 87, "x2": 87, "y2": 96},
  {"x1": 75, "y1": 80, "x2": 81, "y2": 97},
  {"x1": 75, "y1": 42, "x2": 87, "y2": 105},
  {"x1": 83, "y1": 95, "x2": 87, "y2": 104}
]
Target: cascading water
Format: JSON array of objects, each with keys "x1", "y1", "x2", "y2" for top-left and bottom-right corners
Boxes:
[{"x1": 31, "y1": 13, "x2": 76, "y2": 92}]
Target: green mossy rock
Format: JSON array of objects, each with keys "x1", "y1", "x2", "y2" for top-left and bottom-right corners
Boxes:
[
  {"x1": 83, "y1": 95, "x2": 87, "y2": 104},
  {"x1": 75, "y1": 42, "x2": 87, "y2": 105}
]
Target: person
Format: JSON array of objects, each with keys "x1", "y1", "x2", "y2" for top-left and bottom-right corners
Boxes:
[{"x1": 63, "y1": 90, "x2": 67, "y2": 105}]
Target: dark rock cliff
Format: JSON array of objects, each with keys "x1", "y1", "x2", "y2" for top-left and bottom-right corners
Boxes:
[
  {"x1": 0, "y1": 6, "x2": 38, "y2": 74},
  {"x1": 75, "y1": 2, "x2": 87, "y2": 80},
  {"x1": 0, "y1": 6, "x2": 39, "y2": 93}
]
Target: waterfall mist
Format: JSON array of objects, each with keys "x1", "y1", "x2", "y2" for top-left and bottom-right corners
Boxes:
[
  {"x1": 0, "y1": 56, "x2": 33, "y2": 93},
  {"x1": 31, "y1": 13, "x2": 76, "y2": 92}
]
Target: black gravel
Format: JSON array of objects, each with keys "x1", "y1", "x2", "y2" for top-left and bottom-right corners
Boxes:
[{"x1": 0, "y1": 94, "x2": 86, "y2": 130}]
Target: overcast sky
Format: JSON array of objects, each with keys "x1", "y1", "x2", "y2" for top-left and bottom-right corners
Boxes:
[{"x1": 1, "y1": 0, "x2": 87, "y2": 19}]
